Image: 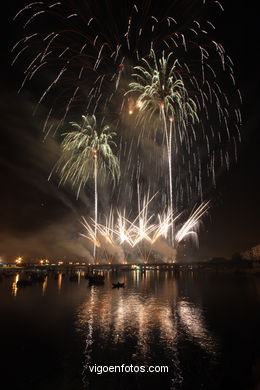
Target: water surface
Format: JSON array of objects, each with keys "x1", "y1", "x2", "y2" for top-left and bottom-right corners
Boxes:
[{"x1": 1, "y1": 269, "x2": 259, "y2": 389}]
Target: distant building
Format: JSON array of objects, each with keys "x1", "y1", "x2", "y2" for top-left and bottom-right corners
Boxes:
[{"x1": 242, "y1": 244, "x2": 260, "y2": 260}]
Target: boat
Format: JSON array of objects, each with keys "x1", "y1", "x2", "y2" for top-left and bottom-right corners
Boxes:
[{"x1": 112, "y1": 282, "x2": 125, "y2": 288}]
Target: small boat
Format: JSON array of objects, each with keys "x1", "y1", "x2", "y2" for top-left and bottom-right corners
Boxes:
[{"x1": 112, "y1": 282, "x2": 125, "y2": 288}]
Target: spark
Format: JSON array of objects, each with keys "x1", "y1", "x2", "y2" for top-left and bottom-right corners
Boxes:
[
  {"x1": 175, "y1": 201, "x2": 210, "y2": 245},
  {"x1": 81, "y1": 195, "x2": 210, "y2": 260},
  {"x1": 11, "y1": 0, "x2": 241, "y2": 260}
]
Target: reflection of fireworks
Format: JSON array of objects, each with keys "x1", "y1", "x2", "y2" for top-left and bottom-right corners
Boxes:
[{"x1": 77, "y1": 276, "x2": 218, "y2": 374}]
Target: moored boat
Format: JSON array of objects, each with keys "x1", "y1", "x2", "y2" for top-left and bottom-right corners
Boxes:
[{"x1": 112, "y1": 282, "x2": 125, "y2": 288}]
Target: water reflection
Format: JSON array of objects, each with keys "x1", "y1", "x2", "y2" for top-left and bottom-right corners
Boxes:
[
  {"x1": 2, "y1": 269, "x2": 259, "y2": 390},
  {"x1": 12, "y1": 273, "x2": 19, "y2": 297},
  {"x1": 81, "y1": 286, "x2": 96, "y2": 390},
  {"x1": 77, "y1": 272, "x2": 218, "y2": 389},
  {"x1": 178, "y1": 300, "x2": 218, "y2": 355},
  {"x1": 57, "y1": 272, "x2": 62, "y2": 292},
  {"x1": 42, "y1": 275, "x2": 48, "y2": 296}
]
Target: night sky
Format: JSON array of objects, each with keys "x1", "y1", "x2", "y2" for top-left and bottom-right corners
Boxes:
[{"x1": 0, "y1": 0, "x2": 259, "y2": 261}]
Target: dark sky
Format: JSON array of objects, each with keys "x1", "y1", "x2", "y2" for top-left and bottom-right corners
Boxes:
[
  {"x1": 0, "y1": 0, "x2": 259, "y2": 261},
  {"x1": 198, "y1": 1, "x2": 260, "y2": 257}
]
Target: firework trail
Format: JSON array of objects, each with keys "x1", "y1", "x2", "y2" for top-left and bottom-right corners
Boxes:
[
  {"x1": 81, "y1": 193, "x2": 210, "y2": 262},
  {"x1": 12, "y1": 0, "x2": 242, "y2": 259},
  {"x1": 51, "y1": 114, "x2": 120, "y2": 257},
  {"x1": 126, "y1": 49, "x2": 199, "y2": 242}
]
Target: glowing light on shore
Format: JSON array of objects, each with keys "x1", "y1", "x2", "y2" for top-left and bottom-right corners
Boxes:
[
  {"x1": 15, "y1": 256, "x2": 23, "y2": 265},
  {"x1": 39, "y1": 259, "x2": 49, "y2": 265}
]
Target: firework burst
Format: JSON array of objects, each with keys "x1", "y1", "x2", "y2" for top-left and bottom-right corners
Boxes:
[
  {"x1": 126, "y1": 49, "x2": 199, "y2": 242},
  {"x1": 80, "y1": 194, "x2": 210, "y2": 263},
  {"x1": 51, "y1": 114, "x2": 120, "y2": 257},
  {"x1": 12, "y1": 0, "x2": 242, "y2": 261}
]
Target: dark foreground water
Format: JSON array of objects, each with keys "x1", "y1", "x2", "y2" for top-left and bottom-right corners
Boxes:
[{"x1": 1, "y1": 269, "x2": 260, "y2": 390}]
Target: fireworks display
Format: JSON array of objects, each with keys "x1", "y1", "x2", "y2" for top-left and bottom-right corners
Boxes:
[
  {"x1": 12, "y1": 0, "x2": 242, "y2": 262},
  {"x1": 81, "y1": 195, "x2": 210, "y2": 262}
]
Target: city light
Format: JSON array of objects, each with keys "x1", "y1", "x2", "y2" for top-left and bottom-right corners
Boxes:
[{"x1": 15, "y1": 256, "x2": 23, "y2": 265}]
